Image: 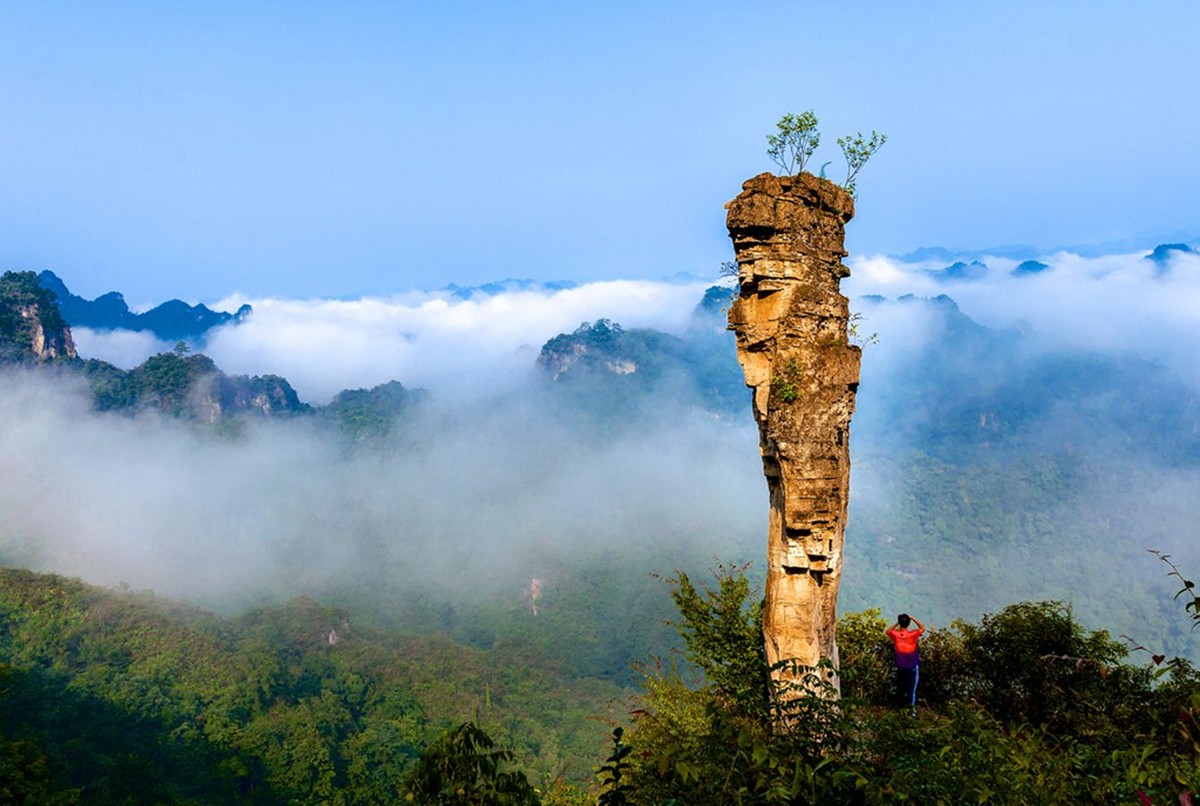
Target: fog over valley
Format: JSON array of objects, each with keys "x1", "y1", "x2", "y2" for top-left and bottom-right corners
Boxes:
[{"x1": 5, "y1": 245, "x2": 1200, "y2": 663}]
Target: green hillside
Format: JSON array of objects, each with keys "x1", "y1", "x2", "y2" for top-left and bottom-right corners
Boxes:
[
  {"x1": 3, "y1": 562, "x2": 1198, "y2": 804},
  {"x1": 0, "y1": 568, "x2": 623, "y2": 803}
]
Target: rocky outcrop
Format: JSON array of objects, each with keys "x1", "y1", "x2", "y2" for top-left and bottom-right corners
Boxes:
[
  {"x1": 191, "y1": 369, "x2": 310, "y2": 423},
  {"x1": 22, "y1": 304, "x2": 77, "y2": 360},
  {"x1": 537, "y1": 320, "x2": 632, "y2": 380},
  {"x1": 726, "y1": 172, "x2": 860, "y2": 697},
  {"x1": 0, "y1": 271, "x2": 77, "y2": 363}
]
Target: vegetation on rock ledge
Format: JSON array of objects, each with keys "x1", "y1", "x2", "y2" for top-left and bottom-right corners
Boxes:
[{"x1": 766, "y1": 110, "x2": 886, "y2": 197}]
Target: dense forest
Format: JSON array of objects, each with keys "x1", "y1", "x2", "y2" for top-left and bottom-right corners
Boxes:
[
  {"x1": 2, "y1": 563, "x2": 1197, "y2": 803},
  {"x1": 3, "y1": 268, "x2": 1200, "y2": 801}
]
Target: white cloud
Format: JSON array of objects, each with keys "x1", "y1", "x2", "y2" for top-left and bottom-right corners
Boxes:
[
  {"x1": 71, "y1": 250, "x2": 1200, "y2": 404},
  {"x1": 19, "y1": 251, "x2": 1200, "y2": 628},
  {"x1": 71, "y1": 327, "x2": 175, "y2": 369},
  {"x1": 196, "y1": 280, "x2": 712, "y2": 403},
  {"x1": 846, "y1": 249, "x2": 1200, "y2": 386},
  {"x1": 0, "y1": 368, "x2": 763, "y2": 607}
]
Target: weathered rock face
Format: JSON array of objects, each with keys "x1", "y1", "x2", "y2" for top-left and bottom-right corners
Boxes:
[
  {"x1": 726, "y1": 172, "x2": 860, "y2": 696},
  {"x1": 0, "y1": 271, "x2": 77, "y2": 363},
  {"x1": 22, "y1": 304, "x2": 77, "y2": 361}
]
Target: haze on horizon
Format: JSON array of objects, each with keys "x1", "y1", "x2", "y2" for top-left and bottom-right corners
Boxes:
[
  {"x1": 2, "y1": 2, "x2": 1197, "y2": 305},
  {"x1": 68, "y1": 246, "x2": 1200, "y2": 405},
  {"x1": 6, "y1": 244, "x2": 1200, "y2": 647}
]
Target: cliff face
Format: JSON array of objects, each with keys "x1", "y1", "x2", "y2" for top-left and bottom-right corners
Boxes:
[
  {"x1": 23, "y1": 304, "x2": 77, "y2": 361},
  {"x1": 0, "y1": 271, "x2": 77, "y2": 363},
  {"x1": 725, "y1": 172, "x2": 860, "y2": 695}
]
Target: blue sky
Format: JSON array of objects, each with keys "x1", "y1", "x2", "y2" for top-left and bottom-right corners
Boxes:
[{"x1": 2, "y1": 2, "x2": 1197, "y2": 303}]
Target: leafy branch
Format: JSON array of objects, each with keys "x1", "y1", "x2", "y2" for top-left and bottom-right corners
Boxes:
[
  {"x1": 766, "y1": 111, "x2": 820, "y2": 175},
  {"x1": 837, "y1": 131, "x2": 888, "y2": 197},
  {"x1": 765, "y1": 111, "x2": 887, "y2": 197},
  {"x1": 1150, "y1": 550, "x2": 1200, "y2": 629}
]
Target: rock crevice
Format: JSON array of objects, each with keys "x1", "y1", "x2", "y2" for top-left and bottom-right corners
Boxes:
[{"x1": 726, "y1": 172, "x2": 860, "y2": 695}]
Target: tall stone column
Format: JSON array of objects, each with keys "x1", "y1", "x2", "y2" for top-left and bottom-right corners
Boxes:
[{"x1": 726, "y1": 172, "x2": 860, "y2": 698}]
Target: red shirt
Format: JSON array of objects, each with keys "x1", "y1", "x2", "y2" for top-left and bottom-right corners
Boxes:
[{"x1": 886, "y1": 626, "x2": 924, "y2": 669}]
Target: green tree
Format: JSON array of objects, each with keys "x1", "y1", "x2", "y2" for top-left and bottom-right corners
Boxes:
[
  {"x1": 837, "y1": 130, "x2": 887, "y2": 196},
  {"x1": 835, "y1": 608, "x2": 892, "y2": 703},
  {"x1": 666, "y1": 566, "x2": 769, "y2": 721},
  {"x1": 401, "y1": 722, "x2": 540, "y2": 805},
  {"x1": 766, "y1": 111, "x2": 820, "y2": 175},
  {"x1": 1151, "y1": 550, "x2": 1200, "y2": 630},
  {"x1": 957, "y1": 601, "x2": 1140, "y2": 730}
]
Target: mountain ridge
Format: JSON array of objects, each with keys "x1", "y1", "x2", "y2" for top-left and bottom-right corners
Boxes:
[{"x1": 37, "y1": 270, "x2": 252, "y2": 342}]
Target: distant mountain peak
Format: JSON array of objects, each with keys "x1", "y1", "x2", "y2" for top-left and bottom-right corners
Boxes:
[
  {"x1": 1145, "y1": 243, "x2": 1197, "y2": 275},
  {"x1": 37, "y1": 270, "x2": 252, "y2": 341},
  {"x1": 894, "y1": 244, "x2": 1039, "y2": 263},
  {"x1": 1011, "y1": 260, "x2": 1051, "y2": 277},
  {"x1": 441, "y1": 278, "x2": 578, "y2": 299},
  {"x1": 920, "y1": 260, "x2": 989, "y2": 284}
]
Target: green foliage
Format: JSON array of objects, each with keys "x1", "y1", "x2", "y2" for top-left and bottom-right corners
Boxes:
[
  {"x1": 0, "y1": 570, "x2": 429, "y2": 803},
  {"x1": 0, "y1": 729, "x2": 66, "y2": 801},
  {"x1": 666, "y1": 566, "x2": 769, "y2": 720},
  {"x1": 772, "y1": 379, "x2": 799, "y2": 403},
  {"x1": 0, "y1": 270, "x2": 69, "y2": 363},
  {"x1": 537, "y1": 318, "x2": 746, "y2": 420},
  {"x1": 595, "y1": 727, "x2": 633, "y2": 806},
  {"x1": 765, "y1": 113, "x2": 886, "y2": 195},
  {"x1": 401, "y1": 722, "x2": 541, "y2": 805},
  {"x1": 131, "y1": 351, "x2": 194, "y2": 414},
  {"x1": 837, "y1": 130, "x2": 887, "y2": 197},
  {"x1": 618, "y1": 566, "x2": 1200, "y2": 804},
  {"x1": 625, "y1": 567, "x2": 859, "y2": 804},
  {"x1": 958, "y1": 601, "x2": 1143, "y2": 730},
  {"x1": 770, "y1": 358, "x2": 803, "y2": 404},
  {"x1": 847, "y1": 311, "x2": 878, "y2": 347},
  {"x1": 766, "y1": 110, "x2": 820, "y2": 175},
  {"x1": 1152, "y1": 550, "x2": 1200, "y2": 630},
  {"x1": 319, "y1": 380, "x2": 421, "y2": 442},
  {"x1": 80, "y1": 358, "x2": 138, "y2": 411},
  {"x1": 835, "y1": 608, "x2": 892, "y2": 702},
  {"x1": 74, "y1": 350, "x2": 311, "y2": 420}
]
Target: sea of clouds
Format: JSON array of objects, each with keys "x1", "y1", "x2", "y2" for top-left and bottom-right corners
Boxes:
[
  {"x1": 74, "y1": 279, "x2": 715, "y2": 404},
  {"x1": 846, "y1": 247, "x2": 1200, "y2": 388},
  {"x1": 6, "y1": 246, "x2": 1200, "y2": 635},
  {"x1": 69, "y1": 248, "x2": 1200, "y2": 407}
]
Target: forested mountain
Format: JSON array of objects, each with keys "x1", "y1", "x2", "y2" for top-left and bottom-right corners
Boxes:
[
  {"x1": 2, "y1": 271, "x2": 425, "y2": 434},
  {"x1": 80, "y1": 350, "x2": 310, "y2": 420},
  {"x1": 2, "y1": 558, "x2": 1197, "y2": 802},
  {"x1": 3, "y1": 268, "x2": 1200, "y2": 802},
  {"x1": 37, "y1": 270, "x2": 251, "y2": 341},
  {"x1": 532, "y1": 286, "x2": 1200, "y2": 661},
  {"x1": 0, "y1": 271, "x2": 75, "y2": 364},
  {"x1": 0, "y1": 568, "x2": 619, "y2": 803},
  {"x1": 535, "y1": 312, "x2": 743, "y2": 418}
]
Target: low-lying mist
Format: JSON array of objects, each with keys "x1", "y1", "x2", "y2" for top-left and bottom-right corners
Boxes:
[
  {"x1": 0, "y1": 367, "x2": 765, "y2": 615},
  {"x1": 75, "y1": 279, "x2": 715, "y2": 404},
  {"x1": 7, "y1": 247, "x2": 1200, "y2": 666}
]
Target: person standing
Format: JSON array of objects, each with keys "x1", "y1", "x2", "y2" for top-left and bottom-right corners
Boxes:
[{"x1": 886, "y1": 613, "x2": 925, "y2": 714}]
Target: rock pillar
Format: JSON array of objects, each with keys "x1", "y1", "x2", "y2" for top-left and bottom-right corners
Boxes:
[{"x1": 726, "y1": 172, "x2": 860, "y2": 697}]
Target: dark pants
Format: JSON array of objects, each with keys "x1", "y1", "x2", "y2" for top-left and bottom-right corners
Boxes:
[{"x1": 896, "y1": 665, "x2": 919, "y2": 711}]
